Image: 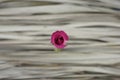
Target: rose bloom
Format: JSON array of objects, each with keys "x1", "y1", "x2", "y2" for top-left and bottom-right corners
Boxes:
[{"x1": 51, "y1": 30, "x2": 69, "y2": 49}]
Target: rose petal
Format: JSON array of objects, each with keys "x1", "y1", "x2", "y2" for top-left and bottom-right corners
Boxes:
[
  {"x1": 55, "y1": 44, "x2": 65, "y2": 49},
  {"x1": 59, "y1": 31, "x2": 69, "y2": 40},
  {"x1": 51, "y1": 31, "x2": 59, "y2": 44}
]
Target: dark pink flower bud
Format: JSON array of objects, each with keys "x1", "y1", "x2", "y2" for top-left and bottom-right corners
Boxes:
[{"x1": 51, "y1": 30, "x2": 69, "y2": 49}]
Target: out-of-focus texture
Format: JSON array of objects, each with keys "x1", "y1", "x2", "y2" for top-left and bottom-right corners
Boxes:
[{"x1": 0, "y1": 0, "x2": 120, "y2": 80}]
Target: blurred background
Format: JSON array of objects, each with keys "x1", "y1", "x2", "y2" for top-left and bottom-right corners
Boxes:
[{"x1": 0, "y1": 0, "x2": 120, "y2": 80}]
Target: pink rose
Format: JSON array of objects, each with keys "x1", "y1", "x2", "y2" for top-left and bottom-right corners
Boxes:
[{"x1": 51, "y1": 30, "x2": 69, "y2": 49}]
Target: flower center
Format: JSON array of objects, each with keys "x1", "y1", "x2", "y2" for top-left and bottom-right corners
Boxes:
[{"x1": 55, "y1": 36, "x2": 64, "y2": 45}]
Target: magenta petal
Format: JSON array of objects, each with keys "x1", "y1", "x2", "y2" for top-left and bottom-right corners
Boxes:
[
  {"x1": 51, "y1": 31, "x2": 59, "y2": 44},
  {"x1": 59, "y1": 31, "x2": 69, "y2": 40},
  {"x1": 55, "y1": 44, "x2": 65, "y2": 49}
]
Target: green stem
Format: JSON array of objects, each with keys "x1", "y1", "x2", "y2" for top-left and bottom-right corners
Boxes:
[{"x1": 54, "y1": 48, "x2": 61, "y2": 53}]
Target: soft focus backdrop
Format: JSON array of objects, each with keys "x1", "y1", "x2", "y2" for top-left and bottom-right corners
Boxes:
[{"x1": 0, "y1": 0, "x2": 120, "y2": 80}]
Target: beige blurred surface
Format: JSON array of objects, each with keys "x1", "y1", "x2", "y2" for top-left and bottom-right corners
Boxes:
[{"x1": 0, "y1": 0, "x2": 120, "y2": 80}]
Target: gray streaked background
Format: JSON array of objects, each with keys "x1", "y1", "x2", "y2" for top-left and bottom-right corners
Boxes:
[{"x1": 0, "y1": 0, "x2": 120, "y2": 80}]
